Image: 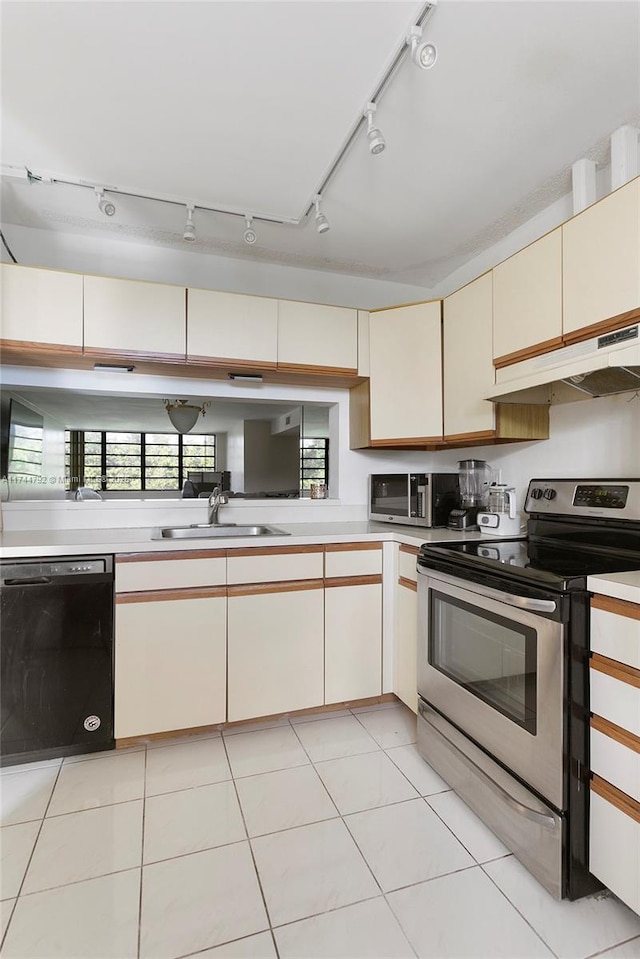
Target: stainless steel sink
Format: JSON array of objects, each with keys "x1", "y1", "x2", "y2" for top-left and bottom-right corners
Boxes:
[{"x1": 154, "y1": 524, "x2": 290, "y2": 540}]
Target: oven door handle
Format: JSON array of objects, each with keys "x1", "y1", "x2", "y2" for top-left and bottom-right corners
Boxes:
[
  {"x1": 419, "y1": 703, "x2": 558, "y2": 830},
  {"x1": 418, "y1": 567, "x2": 557, "y2": 614}
]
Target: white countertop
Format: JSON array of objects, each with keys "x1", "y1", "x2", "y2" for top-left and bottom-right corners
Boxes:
[
  {"x1": 0, "y1": 522, "x2": 487, "y2": 559},
  {"x1": 587, "y1": 571, "x2": 640, "y2": 605}
]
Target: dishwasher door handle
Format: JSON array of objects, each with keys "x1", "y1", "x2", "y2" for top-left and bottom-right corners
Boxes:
[{"x1": 3, "y1": 577, "x2": 52, "y2": 587}]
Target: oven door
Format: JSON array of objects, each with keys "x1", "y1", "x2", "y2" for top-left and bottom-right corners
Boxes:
[{"x1": 417, "y1": 566, "x2": 566, "y2": 810}]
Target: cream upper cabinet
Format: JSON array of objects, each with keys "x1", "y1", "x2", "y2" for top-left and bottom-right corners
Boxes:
[
  {"x1": 277, "y1": 300, "x2": 358, "y2": 372},
  {"x1": 492, "y1": 229, "x2": 563, "y2": 361},
  {"x1": 563, "y1": 178, "x2": 640, "y2": 337},
  {"x1": 1, "y1": 264, "x2": 83, "y2": 346},
  {"x1": 187, "y1": 288, "x2": 278, "y2": 365},
  {"x1": 369, "y1": 301, "x2": 442, "y2": 443},
  {"x1": 443, "y1": 273, "x2": 495, "y2": 439},
  {"x1": 84, "y1": 275, "x2": 186, "y2": 356}
]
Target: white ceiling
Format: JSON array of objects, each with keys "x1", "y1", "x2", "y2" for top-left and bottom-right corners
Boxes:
[{"x1": 1, "y1": 1, "x2": 639, "y2": 288}]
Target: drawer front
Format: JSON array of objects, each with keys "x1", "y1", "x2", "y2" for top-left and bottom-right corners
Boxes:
[
  {"x1": 591, "y1": 604, "x2": 640, "y2": 670},
  {"x1": 398, "y1": 546, "x2": 419, "y2": 583},
  {"x1": 116, "y1": 556, "x2": 226, "y2": 592},
  {"x1": 227, "y1": 548, "x2": 323, "y2": 585},
  {"x1": 324, "y1": 544, "x2": 382, "y2": 579},
  {"x1": 590, "y1": 787, "x2": 640, "y2": 914},
  {"x1": 590, "y1": 664, "x2": 640, "y2": 736},
  {"x1": 591, "y1": 726, "x2": 640, "y2": 803}
]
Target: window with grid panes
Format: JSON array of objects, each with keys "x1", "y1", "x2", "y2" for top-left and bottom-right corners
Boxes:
[
  {"x1": 300, "y1": 437, "x2": 329, "y2": 491},
  {"x1": 65, "y1": 431, "x2": 216, "y2": 491}
]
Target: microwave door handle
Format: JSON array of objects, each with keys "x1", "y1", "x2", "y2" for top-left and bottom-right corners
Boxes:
[
  {"x1": 419, "y1": 567, "x2": 557, "y2": 614},
  {"x1": 418, "y1": 702, "x2": 557, "y2": 830}
]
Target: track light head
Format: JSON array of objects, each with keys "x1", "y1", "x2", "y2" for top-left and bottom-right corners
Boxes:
[
  {"x1": 183, "y1": 204, "x2": 196, "y2": 242},
  {"x1": 407, "y1": 25, "x2": 438, "y2": 70},
  {"x1": 313, "y1": 195, "x2": 330, "y2": 235},
  {"x1": 243, "y1": 215, "x2": 257, "y2": 245},
  {"x1": 95, "y1": 188, "x2": 116, "y2": 217},
  {"x1": 364, "y1": 103, "x2": 386, "y2": 156}
]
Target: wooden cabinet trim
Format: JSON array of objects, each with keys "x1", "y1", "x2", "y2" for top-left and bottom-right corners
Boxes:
[
  {"x1": 443, "y1": 429, "x2": 496, "y2": 444},
  {"x1": 228, "y1": 544, "x2": 324, "y2": 558},
  {"x1": 591, "y1": 652, "x2": 640, "y2": 688},
  {"x1": 398, "y1": 576, "x2": 418, "y2": 592},
  {"x1": 116, "y1": 550, "x2": 227, "y2": 563},
  {"x1": 116, "y1": 586, "x2": 227, "y2": 603},
  {"x1": 324, "y1": 542, "x2": 382, "y2": 553},
  {"x1": 591, "y1": 714, "x2": 640, "y2": 754},
  {"x1": 324, "y1": 574, "x2": 382, "y2": 588},
  {"x1": 186, "y1": 355, "x2": 277, "y2": 371},
  {"x1": 399, "y1": 544, "x2": 419, "y2": 556},
  {"x1": 592, "y1": 594, "x2": 640, "y2": 621},
  {"x1": 591, "y1": 773, "x2": 640, "y2": 824},
  {"x1": 493, "y1": 336, "x2": 564, "y2": 369},
  {"x1": 227, "y1": 579, "x2": 324, "y2": 597},
  {"x1": 370, "y1": 436, "x2": 444, "y2": 447},
  {"x1": 0, "y1": 338, "x2": 83, "y2": 356},
  {"x1": 562, "y1": 308, "x2": 640, "y2": 346},
  {"x1": 84, "y1": 345, "x2": 186, "y2": 363},
  {"x1": 276, "y1": 361, "x2": 358, "y2": 377}
]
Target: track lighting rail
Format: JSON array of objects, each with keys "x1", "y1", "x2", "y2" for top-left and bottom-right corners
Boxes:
[{"x1": 1, "y1": 2, "x2": 436, "y2": 237}]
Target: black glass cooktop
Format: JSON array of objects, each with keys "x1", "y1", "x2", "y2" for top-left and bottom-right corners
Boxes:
[{"x1": 419, "y1": 538, "x2": 640, "y2": 591}]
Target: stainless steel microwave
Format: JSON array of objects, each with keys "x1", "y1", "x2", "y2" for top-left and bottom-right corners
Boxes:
[{"x1": 369, "y1": 473, "x2": 459, "y2": 527}]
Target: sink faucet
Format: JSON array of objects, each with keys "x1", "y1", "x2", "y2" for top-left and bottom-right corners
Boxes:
[{"x1": 208, "y1": 486, "x2": 229, "y2": 525}]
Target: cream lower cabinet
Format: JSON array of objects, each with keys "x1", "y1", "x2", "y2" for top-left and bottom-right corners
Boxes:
[
  {"x1": 227, "y1": 582, "x2": 324, "y2": 722},
  {"x1": 115, "y1": 588, "x2": 227, "y2": 739},
  {"x1": 394, "y1": 544, "x2": 419, "y2": 713},
  {"x1": 589, "y1": 593, "x2": 640, "y2": 915},
  {"x1": 324, "y1": 544, "x2": 383, "y2": 703}
]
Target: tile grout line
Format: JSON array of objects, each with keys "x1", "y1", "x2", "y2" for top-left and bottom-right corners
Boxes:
[
  {"x1": 0, "y1": 759, "x2": 64, "y2": 951},
  {"x1": 584, "y1": 933, "x2": 640, "y2": 959},
  {"x1": 136, "y1": 743, "x2": 148, "y2": 959},
  {"x1": 219, "y1": 728, "x2": 279, "y2": 958},
  {"x1": 478, "y1": 860, "x2": 561, "y2": 959}
]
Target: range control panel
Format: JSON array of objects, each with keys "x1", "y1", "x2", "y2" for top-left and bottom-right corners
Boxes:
[{"x1": 525, "y1": 479, "x2": 640, "y2": 520}]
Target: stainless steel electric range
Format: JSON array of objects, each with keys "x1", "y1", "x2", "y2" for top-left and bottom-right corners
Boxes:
[{"x1": 416, "y1": 478, "x2": 640, "y2": 900}]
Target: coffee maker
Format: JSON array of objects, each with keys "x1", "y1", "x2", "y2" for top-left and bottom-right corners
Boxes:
[
  {"x1": 447, "y1": 459, "x2": 493, "y2": 530},
  {"x1": 477, "y1": 483, "x2": 521, "y2": 536}
]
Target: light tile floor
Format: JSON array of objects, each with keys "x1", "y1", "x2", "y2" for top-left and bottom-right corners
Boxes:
[{"x1": 1, "y1": 701, "x2": 640, "y2": 959}]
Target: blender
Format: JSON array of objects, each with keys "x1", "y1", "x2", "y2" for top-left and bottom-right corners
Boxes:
[{"x1": 447, "y1": 459, "x2": 493, "y2": 530}]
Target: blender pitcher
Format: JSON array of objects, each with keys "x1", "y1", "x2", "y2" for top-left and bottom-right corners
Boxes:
[{"x1": 447, "y1": 460, "x2": 493, "y2": 530}]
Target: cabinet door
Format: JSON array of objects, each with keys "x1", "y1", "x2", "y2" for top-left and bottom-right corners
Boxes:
[
  {"x1": 277, "y1": 300, "x2": 358, "y2": 372},
  {"x1": 369, "y1": 301, "x2": 442, "y2": 443},
  {"x1": 227, "y1": 584, "x2": 324, "y2": 722},
  {"x1": 563, "y1": 178, "x2": 640, "y2": 337},
  {"x1": 187, "y1": 288, "x2": 278, "y2": 366},
  {"x1": 325, "y1": 581, "x2": 382, "y2": 703},
  {"x1": 1, "y1": 264, "x2": 83, "y2": 347},
  {"x1": 492, "y1": 230, "x2": 563, "y2": 363},
  {"x1": 590, "y1": 785, "x2": 640, "y2": 914},
  {"x1": 395, "y1": 579, "x2": 418, "y2": 714},
  {"x1": 115, "y1": 591, "x2": 227, "y2": 738},
  {"x1": 443, "y1": 273, "x2": 495, "y2": 440},
  {"x1": 84, "y1": 275, "x2": 186, "y2": 356}
]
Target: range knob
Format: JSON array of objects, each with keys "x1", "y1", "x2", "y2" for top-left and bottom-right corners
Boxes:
[
  {"x1": 543, "y1": 488, "x2": 557, "y2": 500},
  {"x1": 530, "y1": 487, "x2": 543, "y2": 499}
]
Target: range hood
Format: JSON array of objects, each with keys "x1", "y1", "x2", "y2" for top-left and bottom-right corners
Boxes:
[{"x1": 485, "y1": 324, "x2": 640, "y2": 403}]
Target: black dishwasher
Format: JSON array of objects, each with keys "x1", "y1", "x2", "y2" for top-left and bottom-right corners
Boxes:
[{"x1": 0, "y1": 555, "x2": 115, "y2": 766}]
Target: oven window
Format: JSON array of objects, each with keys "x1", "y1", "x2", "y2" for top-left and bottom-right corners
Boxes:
[
  {"x1": 429, "y1": 590, "x2": 537, "y2": 734},
  {"x1": 370, "y1": 476, "x2": 408, "y2": 517}
]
